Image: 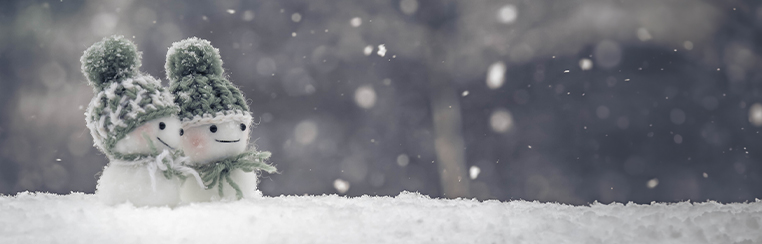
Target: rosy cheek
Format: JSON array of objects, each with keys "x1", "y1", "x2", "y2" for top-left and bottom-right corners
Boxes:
[
  {"x1": 183, "y1": 133, "x2": 206, "y2": 158},
  {"x1": 190, "y1": 135, "x2": 204, "y2": 148},
  {"x1": 184, "y1": 131, "x2": 206, "y2": 149},
  {"x1": 128, "y1": 125, "x2": 151, "y2": 143},
  {"x1": 136, "y1": 125, "x2": 151, "y2": 135}
]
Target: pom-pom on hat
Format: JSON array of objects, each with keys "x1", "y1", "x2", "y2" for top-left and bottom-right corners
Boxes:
[
  {"x1": 165, "y1": 37, "x2": 252, "y2": 128},
  {"x1": 81, "y1": 35, "x2": 179, "y2": 159}
]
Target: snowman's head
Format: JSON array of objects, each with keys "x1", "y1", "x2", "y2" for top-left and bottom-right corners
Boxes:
[
  {"x1": 181, "y1": 121, "x2": 250, "y2": 164},
  {"x1": 113, "y1": 116, "x2": 183, "y2": 156},
  {"x1": 165, "y1": 37, "x2": 255, "y2": 165},
  {"x1": 81, "y1": 35, "x2": 181, "y2": 159}
]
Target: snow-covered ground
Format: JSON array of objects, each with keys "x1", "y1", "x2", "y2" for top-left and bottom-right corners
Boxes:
[{"x1": 1, "y1": 191, "x2": 760, "y2": 243}]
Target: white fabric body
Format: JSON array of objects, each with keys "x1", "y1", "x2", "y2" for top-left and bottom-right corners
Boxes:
[
  {"x1": 96, "y1": 158, "x2": 183, "y2": 207},
  {"x1": 99, "y1": 114, "x2": 203, "y2": 207}
]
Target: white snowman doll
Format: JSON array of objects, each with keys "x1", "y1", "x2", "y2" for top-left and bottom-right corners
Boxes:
[
  {"x1": 81, "y1": 36, "x2": 202, "y2": 207},
  {"x1": 165, "y1": 37, "x2": 276, "y2": 202}
]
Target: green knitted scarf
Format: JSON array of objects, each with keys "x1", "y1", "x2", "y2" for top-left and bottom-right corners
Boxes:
[{"x1": 193, "y1": 150, "x2": 277, "y2": 200}]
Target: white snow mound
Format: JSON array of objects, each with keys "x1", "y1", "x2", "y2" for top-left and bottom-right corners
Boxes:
[{"x1": 1, "y1": 191, "x2": 761, "y2": 243}]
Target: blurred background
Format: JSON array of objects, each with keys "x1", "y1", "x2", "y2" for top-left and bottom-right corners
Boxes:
[{"x1": 1, "y1": 0, "x2": 761, "y2": 204}]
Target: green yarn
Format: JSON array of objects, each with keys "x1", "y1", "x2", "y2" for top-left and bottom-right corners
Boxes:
[
  {"x1": 166, "y1": 37, "x2": 249, "y2": 123},
  {"x1": 170, "y1": 75, "x2": 249, "y2": 122},
  {"x1": 81, "y1": 35, "x2": 180, "y2": 158},
  {"x1": 81, "y1": 35, "x2": 142, "y2": 91},
  {"x1": 165, "y1": 37, "x2": 224, "y2": 83},
  {"x1": 193, "y1": 150, "x2": 276, "y2": 200}
]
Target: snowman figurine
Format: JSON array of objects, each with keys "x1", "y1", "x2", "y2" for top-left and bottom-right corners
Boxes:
[
  {"x1": 81, "y1": 36, "x2": 203, "y2": 207},
  {"x1": 165, "y1": 37, "x2": 276, "y2": 202}
]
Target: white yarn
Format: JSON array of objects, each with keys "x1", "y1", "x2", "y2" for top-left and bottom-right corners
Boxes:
[
  {"x1": 84, "y1": 98, "x2": 108, "y2": 153},
  {"x1": 182, "y1": 110, "x2": 253, "y2": 128},
  {"x1": 171, "y1": 155, "x2": 205, "y2": 189},
  {"x1": 106, "y1": 96, "x2": 128, "y2": 132},
  {"x1": 145, "y1": 104, "x2": 158, "y2": 112},
  {"x1": 121, "y1": 77, "x2": 135, "y2": 89},
  {"x1": 149, "y1": 90, "x2": 165, "y2": 108},
  {"x1": 126, "y1": 89, "x2": 146, "y2": 119},
  {"x1": 103, "y1": 85, "x2": 116, "y2": 100}
]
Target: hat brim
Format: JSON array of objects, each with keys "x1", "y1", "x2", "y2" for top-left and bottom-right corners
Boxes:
[{"x1": 182, "y1": 110, "x2": 253, "y2": 128}]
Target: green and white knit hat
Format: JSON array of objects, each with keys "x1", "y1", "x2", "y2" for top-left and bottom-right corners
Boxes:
[
  {"x1": 165, "y1": 37, "x2": 252, "y2": 128},
  {"x1": 81, "y1": 35, "x2": 179, "y2": 158}
]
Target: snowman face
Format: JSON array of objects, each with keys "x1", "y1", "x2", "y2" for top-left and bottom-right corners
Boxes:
[
  {"x1": 113, "y1": 116, "x2": 183, "y2": 155},
  {"x1": 181, "y1": 121, "x2": 249, "y2": 165}
]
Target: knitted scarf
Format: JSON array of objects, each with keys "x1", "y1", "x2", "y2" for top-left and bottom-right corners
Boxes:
[
  {"x1": 108, "y1": 133, "x2": 204, "y2": 191},
  {"x1": 193, "y1": 150, "x2": 276, "y2": 200}
]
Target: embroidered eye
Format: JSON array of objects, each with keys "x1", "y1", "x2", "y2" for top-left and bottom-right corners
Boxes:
[
  {"x1": 159, "y1": 122, "x2": 166, "y2": 130},
  {"x1": 240, "y1": 123, "x2": 246, "y2": 131},
  {"x1": 179, "y1": 128, "x2": 184, "y2": 136},
  {"x1": 210, "y1": 125, "x2": 217, "y2": 133}
]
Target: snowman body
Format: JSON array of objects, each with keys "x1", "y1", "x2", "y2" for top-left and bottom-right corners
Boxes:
[
  {"x1": 98, "y1": 161, "x2": 181, "y2": 206},
  {"x1": 96, "y1": 117, "x2": 189, "y2": 206},
  {"x1": 179, "y1": 121, "x2": 262, "y2": 202},
  {"x1": 166, "y1": 37, "x2": 275, "y2": 203},
  {"x1": 80, "y1": 35, "x2": 208, "y2": 207}
]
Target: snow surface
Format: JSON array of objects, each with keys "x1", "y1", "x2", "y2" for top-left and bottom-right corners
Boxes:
[{"x1": 1, "y1": 191, "x2": 761, "y2": 243}]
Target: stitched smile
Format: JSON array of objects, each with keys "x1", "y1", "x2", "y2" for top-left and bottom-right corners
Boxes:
[
  {"x1": 215, "y1": 139, "x2": 240, "y2": 143},
  {"x1": 156, "y1": 137, "x2": 175, "y2": 150}
]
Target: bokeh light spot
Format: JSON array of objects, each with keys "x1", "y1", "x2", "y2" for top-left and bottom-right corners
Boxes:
[
  {"x1": 363, "y1": 45, "x2": 373, "y2": 56},
  {"x1": 400, "y1": 0, "x2": 418, "y2": 15},
  {"x1": 354, "y1": 85, "x2": 377, "y2": 109},
  {"x1": 498, "y1": 5, "x2": 518, "y2": 24},
  {"x1": 486, "y1": 62, "x2": 506, "y2": 89},
  {"x1": 594, "y1": 40, "x2": 622, "y2": 69},
  {"x1": 350, "y1": 17, "x2": 362, "y2": 27},
  {"x1": 291, "y1": 13, "x2": 302, "y2": 22},
  {"x1": 579, "y1": 58, "x2": 593, "y2": 70},
  {"x1": 333, "y1": 179, "x2": 350, "y2": 194},
  {"x1": 469, "y1": 166, "x2": 481, "y2": 180},
  {"x1": 396, "y1": 154, "x2": 409, "y2": 167},
  {"x1": 647, "y1": 178, "x2": 659, "y2": 189},
  {"x1": 748, "y1": 103, "x2": 762, "y2": 126},
  {"x1": 490, "y1": 109, "x2": 514, "y2": 133},
  {"x1": 670, "y1": 109, "x2": 686, "y2": 125},
  {"x1": 294, "y1": 120, "x2": 318, "y2": 145}
]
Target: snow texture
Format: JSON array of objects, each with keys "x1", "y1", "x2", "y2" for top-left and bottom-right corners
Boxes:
[{"x1": 1, "y1": 191, "x2": 760, "y2": 243}]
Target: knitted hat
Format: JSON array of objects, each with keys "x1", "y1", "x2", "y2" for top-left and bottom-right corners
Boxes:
[
  {"x1": 165, "y1": 37, "x2": 252, "y2": 128},
  {"x1": 81, "y1": 35, "x2": 179, "y2": 158}
]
